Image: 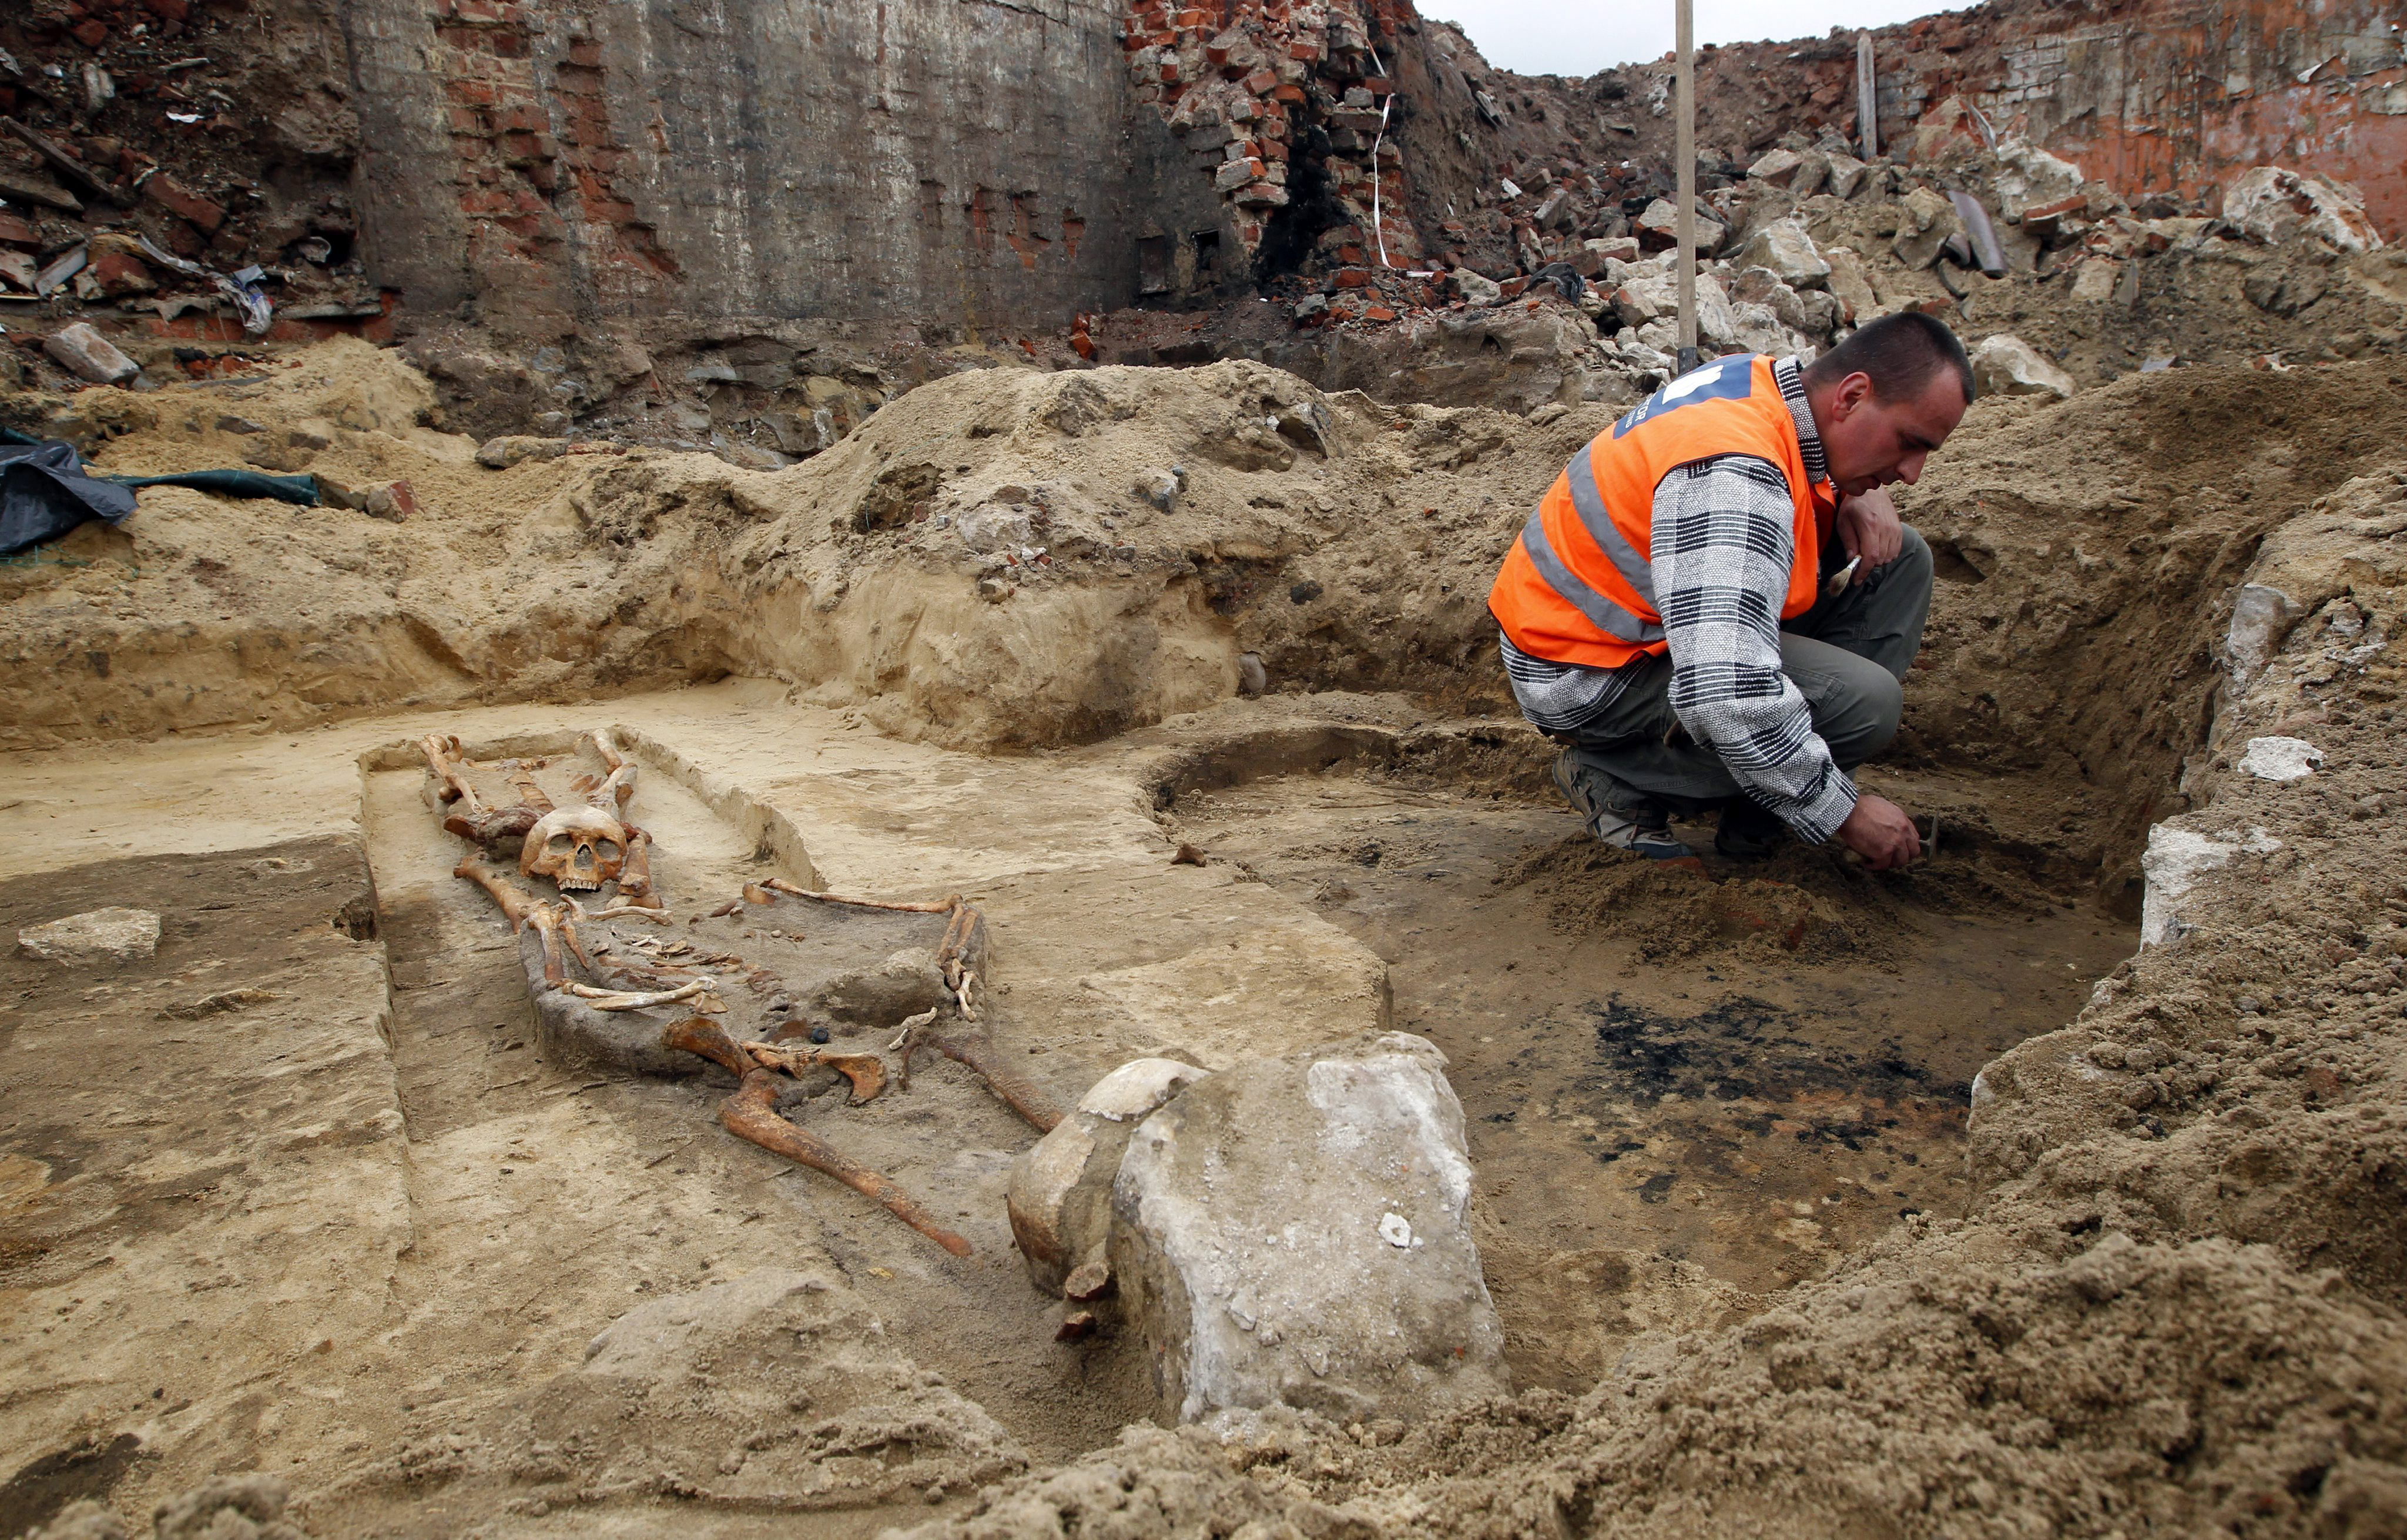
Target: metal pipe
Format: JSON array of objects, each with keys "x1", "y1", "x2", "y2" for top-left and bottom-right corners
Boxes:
[
  {"x1": 1675, "y1": 0, "x2": 1697, "y2": 374},
  {"x1": 1856, "y1": 33, "x2": 1879, "y2": 161}
]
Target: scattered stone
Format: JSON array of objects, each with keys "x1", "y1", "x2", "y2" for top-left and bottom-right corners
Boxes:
[
  {"x1": 1732, "y1": 219, "x2": 1830, "y2": 288},
  {"x1": 2236, "y1": 736, "x2": 2324, "y2": 781},
  {"x1": 475, "y1": 435, "x2": 573, "y2": 469},
  {"x1": 18, "y1": 906, "x2": 160, "y2": 965},
  {"x1": 1008, "y1": 1057, "x2": 1209, "y2": 1296},
  {"x1": 1136, "y1": 467, "x2": 1185, "y2": 511},
  {"x1": 957, "y1": 504, "x2": 1035, "y2": 552},
  {"x1": 364, "y1": 481, "x2": 417, "y2": 522},
  {"x1": 1889, "y1": 186, "x2": 1962, "y2": 270},
  {"x1": 1635, "y1": 197, "x2": 1724, "y2": 254},
  {"x1": 1744, "y1": 147, "x2": 1803, "y2": 186},
  {"x1": 1969, "y1": 334, "x2": 2076, "y2": 400},
  {"x1": 2070, "y1": 259, "x2": 2121, "y2": 303},
  {"x1": 2224, "y1": 166, "x2": 2383, "y2": 255},
  {"x1": 42, "y1": 322, "x2": 140, "y2": 386},
  {"x1": 1238, "y1": 652, "x2": 1268, "y2": 696},
  {"x1": 2236, "y1": 996, "x2": 2262, "y2": 1014},
  {"x1": 1990, "y1": 136, "x2": 2086, "y2": 220},
  {"x1": 1823, "y1": 153, "x2": 1868, "y2": 199},
  {"x1": 1451, "y1": 269, "x2": 1502, "y2": 306},
  {"x1": 2222, "y1": 583, "x2": 2300, "y2": 688},
  {"x1": 86, "y1": 233, "x2": 153, "y2": 298},
  {"x1": 1110, "y1": 1032, "x2": 1507, "y2": 1424}
]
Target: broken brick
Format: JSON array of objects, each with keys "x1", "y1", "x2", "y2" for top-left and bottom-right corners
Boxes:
[
  {"x1": 72, "y1": 19, "x2": 109, "y2": 48},
  {"x1": 145, "y1": 174, "x2": 226, "y2": 233},
  {"x1": 0, "y1": 214, "x2": 35, "y2": 248}
]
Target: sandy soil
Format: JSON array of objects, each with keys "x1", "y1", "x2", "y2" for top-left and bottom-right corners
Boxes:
[{"x1": 6, "y1": 341, "x2": 2407, "y2": 1535}]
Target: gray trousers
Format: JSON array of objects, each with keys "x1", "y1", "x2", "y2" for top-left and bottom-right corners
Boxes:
[{"x1": 1559, "y1": 524, "x2": 1933, "y2": 817}]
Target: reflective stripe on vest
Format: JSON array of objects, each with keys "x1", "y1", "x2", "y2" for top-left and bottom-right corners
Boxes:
[
  {"x1": 1564, "y1": 442, "x2": 1657, "y2": 610},
  {"x1": 1516, "y1": 506, "x2": 1664, "y2": 646},
  {"x1": 1486, "y1": 353, "x2": 1826, "y2": 672}
]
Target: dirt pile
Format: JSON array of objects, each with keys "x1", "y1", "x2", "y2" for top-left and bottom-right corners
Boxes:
[
  {"x1": 9, "y1": 337, "x2": 2407, "y2": 1533},
  {"x1": 891, "y1": 449, "x2": 2407, "y2": 1538}
]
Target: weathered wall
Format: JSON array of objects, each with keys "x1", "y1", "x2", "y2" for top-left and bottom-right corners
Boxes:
[
  {"x1": 341, "y1": 0, "x2": 1207, "y2": 341},
  {"x1": 1558, "y1": 0, "x2": 2407, "y2": 238},
  {"x1": 1872, "y1": 0, "x2": 2407, "y2": 234}
]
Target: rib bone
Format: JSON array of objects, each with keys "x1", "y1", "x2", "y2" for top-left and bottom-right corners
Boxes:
[{"x1": 562, "y1": 977, "x2": 711, "y2": 1012}]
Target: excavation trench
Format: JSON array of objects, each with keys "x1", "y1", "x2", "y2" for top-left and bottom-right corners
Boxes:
[{"x1": 1142, "y1": 729, "x2": 2141, "y2": 1390}]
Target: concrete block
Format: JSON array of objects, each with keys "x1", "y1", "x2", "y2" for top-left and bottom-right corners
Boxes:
[{"x1": 1110, "y1": 1032, "x2": 1507, "y2": 1424}]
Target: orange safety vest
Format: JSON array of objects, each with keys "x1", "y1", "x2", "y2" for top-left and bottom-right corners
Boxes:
[{"x1": 1489, "y1": 354, "x2": 1834, "y2": 670}]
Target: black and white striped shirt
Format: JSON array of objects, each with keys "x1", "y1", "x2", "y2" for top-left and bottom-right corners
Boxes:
[{"x1": 1501, "y1": 355, "x2": 1858, "y2": 844}]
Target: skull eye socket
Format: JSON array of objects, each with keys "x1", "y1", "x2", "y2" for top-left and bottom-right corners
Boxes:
[
  {"x1": 593, "y1": 838, "x2": 622, "y2": 861},
  {"x1": 547, "y1": 833, "x2": 578, "y2": 857}
]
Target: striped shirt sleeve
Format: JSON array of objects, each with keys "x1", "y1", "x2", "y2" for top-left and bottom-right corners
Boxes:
[{"x1": 1650, "y1": 454, "x2": 1858, "y2": 843}]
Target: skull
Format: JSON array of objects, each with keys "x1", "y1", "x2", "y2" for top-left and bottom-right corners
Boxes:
[{"x1": 521, "y1": 806, "x2": 628, "y2": 893}]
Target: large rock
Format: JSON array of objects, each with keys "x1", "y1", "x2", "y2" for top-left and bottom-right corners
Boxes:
[
  {"x1": 1969, "y1": 334, "x2": 2076, "y2": 400},
  {"x1": 1890, "y1": 186, "x2": 1962, "y2": 270},
  {"x1": 18, "y1": 905, "x2": 159, "y2": 965},
  {"x1": 2224, "y1": 166, "x2": 2384, "y2": 254},
  {"x1": 1733, "y1": 219, "x2": 1831, "y2": 289},
  {"x1": 1635, "y1": 197, "x2": 1724, "y2": 255},
  {"x1": 1007, "y1": 1057, "x2": 1209, "y2": 1296},
  {"x1": 2222, "y1": 583, "x2": 2301, "y2": 689},
  {"x1": 1823, "y1": 247, "x2": 1879, "y2": 324},
  {"x1": 1990, "y1": 135, "x2": 2084, "y2": 221},
  {"x1": 1109, "y1": 1032, "x2": 1506, "y2": 1425}
]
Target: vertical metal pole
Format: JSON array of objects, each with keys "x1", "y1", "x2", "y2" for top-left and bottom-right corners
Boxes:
[
  {"x1": 1675, "y1": 0, "x2": 1697, "y2": 375},
  {"x1": 1856, "y1": 33, "x2": 1879, "y2": 161}
]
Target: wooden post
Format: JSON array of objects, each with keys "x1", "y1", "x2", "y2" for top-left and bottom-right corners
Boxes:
[
  {"x1": 1856, "y1": 33, "x2": 1879, "y2": 161},
  {"x1": 1675, "y1": 0, "x2": 1697, "y2": 374}
]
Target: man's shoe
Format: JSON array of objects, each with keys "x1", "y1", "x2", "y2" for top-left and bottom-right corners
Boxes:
[
  {"x1": 1714, "y1": 797, "x2": 1790, "y2": 861},
  {"x1": 1553, "y1": 750, "x2": 1692, "y2": 861}
]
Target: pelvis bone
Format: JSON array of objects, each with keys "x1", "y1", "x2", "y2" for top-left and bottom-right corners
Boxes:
[{"x1": 522, "y1": 806, "x2": 628, "y2": 893}]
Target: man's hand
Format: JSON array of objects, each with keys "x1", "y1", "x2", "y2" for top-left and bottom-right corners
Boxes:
[
  {"x1": 1836, "y1": 488, "x2": 1903, "y2": 583},
  {"x1": 1836, "y1": 793, "x2": 1922, "y2": 870}
]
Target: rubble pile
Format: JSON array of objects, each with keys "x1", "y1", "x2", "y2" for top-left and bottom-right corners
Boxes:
[{"x1": 0, "y1": 0, "x2": 383, "y2": 388}]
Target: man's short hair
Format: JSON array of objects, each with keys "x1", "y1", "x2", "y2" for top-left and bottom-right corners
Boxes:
[{"x1": 1802, "y1": 311, "x2": 1976, "y2": 406}]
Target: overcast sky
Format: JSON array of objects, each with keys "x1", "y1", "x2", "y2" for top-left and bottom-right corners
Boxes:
[{"x1": 1419, "y1": 0, "x2": 1951, "y2": 75}]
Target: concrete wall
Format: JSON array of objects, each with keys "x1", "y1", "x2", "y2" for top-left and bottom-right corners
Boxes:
[{"x1": 341, "y1": 0, "x2": 1204, "y2": 341}]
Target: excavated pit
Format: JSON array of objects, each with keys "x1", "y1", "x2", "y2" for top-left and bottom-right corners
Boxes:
[
  {"x1": 7, "y1": 344, "x2": 2407, "y2": 1534},
  {"x1": 1131, "y1": 722, "x2": 2139, "y2": 1389}
]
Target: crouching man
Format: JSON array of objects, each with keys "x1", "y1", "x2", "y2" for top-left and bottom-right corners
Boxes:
[{"x1": 1489, "y1": 312, "x2": 1974, "y2": 870}]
